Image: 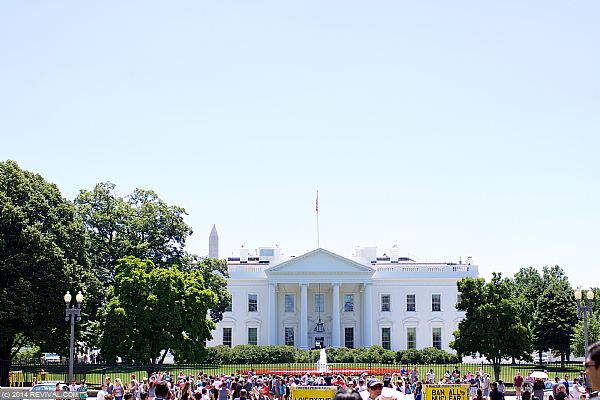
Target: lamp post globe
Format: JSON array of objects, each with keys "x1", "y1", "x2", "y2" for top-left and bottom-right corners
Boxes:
[
  {"x1": 65, "y1": 290, "x2": 83, "y2": 384},
  {"x1": 575, "y1": 288, "x2": 594, "y2": 389}
]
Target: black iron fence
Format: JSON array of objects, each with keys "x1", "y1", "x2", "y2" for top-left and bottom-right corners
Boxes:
[{"x1": 0, "y1": 359, "x2": 585, "y2": 389}]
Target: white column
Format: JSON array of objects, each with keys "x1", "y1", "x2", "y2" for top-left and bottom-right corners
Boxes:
[
  {"x1": 363, "y1": 283, "x2": 372, "y2": 348},
  {"x1": 332, "y1": 283, "x2": 341, "y2": 348},
  {"x1": 268, "y1": 283, "x2": 277, "y2": 345},
  {"x1": 300, "y1": 283, "x2": 308, "y2": 350}
]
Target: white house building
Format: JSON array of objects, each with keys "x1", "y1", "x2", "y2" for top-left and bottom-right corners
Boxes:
[{"x1": 206, "y1": 229, "x2": 478, "y2": 352}]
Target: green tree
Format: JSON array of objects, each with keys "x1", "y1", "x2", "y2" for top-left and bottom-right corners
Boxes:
[
  {"x1": 532, "y1": 266, "x2": 577, "y2": 365},
  {"x1": 187, "y1": 256, "x2": 231, "y2": 323},
  {"x1": 0, "y1": 161, "x2": 97, "y2": 386},
  {"x1": 451, "y1": 274, "x2": 533, "y2": 381},
  {"x1": 98, "y1": 257, "x2": 217, "y2": 368},
  {"x1": 76, "y1": 183, "x2": 231, "y2": 323},
  {"x1": 571, "y1": 311, "x2": 600, "y2": 357},
  {"x1": 75, "y1": 183, "x2": 193, "y2": 282}
]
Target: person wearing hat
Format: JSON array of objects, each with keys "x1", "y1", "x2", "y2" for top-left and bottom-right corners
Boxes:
[{"x1": 366, "y1": 380, "x2": 396, "y2": 400}]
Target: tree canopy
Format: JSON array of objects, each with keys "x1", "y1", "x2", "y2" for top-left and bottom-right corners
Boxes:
[
  {"x1": 99, "y1": 257, "x2": 217, "y2": 365},
  {"x1": 451, "y1": 273, "x2": 533, "y2": 381},
  {"x1": 0, "y1": 161, "x2": 98, "y2": 385},
  {"x1": 75, "y1": 183, "x2": 193, "y2": 283}
]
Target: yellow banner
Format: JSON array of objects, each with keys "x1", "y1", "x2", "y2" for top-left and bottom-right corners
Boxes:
[
  {"x1": 290, "y1": 386, "x2": 337, "y2": 400},
  {"x1": 424, "y1": 384, "x2": 469, "y2": 400}
]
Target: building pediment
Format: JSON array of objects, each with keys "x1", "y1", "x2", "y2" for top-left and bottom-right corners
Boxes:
[{"x1": 265, "y1": 248, "x2": 375, "y2": 275}]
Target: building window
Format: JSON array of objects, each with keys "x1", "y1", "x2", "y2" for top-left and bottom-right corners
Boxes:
[
  {"x1": 314, "y1": 293, "x2": 324, "y2": 313},
  {"x1": 382, "y1": 327, "x2": 391, "y2": 350},
  {"x1": 223, "y1": 327, "x2": 232, "y2": 347},
  {"x1": 406, "y1": 294, "x2": 416, "y2": 312},
  {"x1": 344, "y1": 327, "x2": 354, "y2": 348},
  {"x1": 344, "y1": 294, "x2": 354, "y2": 312},
  {"x1": 381, "y1": 294, "x2": 391, "y2": 312},
  {"x1": 248, "y1": 327, "x2": 257, "y2": 345},
  {"x1": 456, "y1": 293, "x2": 463, "y2": 310},
  {"x1": 407, "y1": 327, "x2": 416, "y2": 349},
  {"x1": 248, "y1": 294, "x2": 258, "y2": 312},
  {"x1": 432, "y1": 327, "x2": 442, "y2": 349},
  {"x1": 224, "y1": 301, "x2": 232, "y2": 312},
  {"x1": 285, "y1": 294, "x2": 295, "y2": 313},
  {"x1": 432, "y1": 294, "x2": 441, "y2": 312},
  {"x1": 284, "y1": 327, "x2": 294, "y2": 346}
]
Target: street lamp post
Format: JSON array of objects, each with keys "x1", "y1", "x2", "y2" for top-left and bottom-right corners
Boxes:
[
  {"x1": 64, "y1": 291, "x2": 83, "y2": 384},
  {"x1": 575, "y1": 289, "x2": 594, "y2": 389}
]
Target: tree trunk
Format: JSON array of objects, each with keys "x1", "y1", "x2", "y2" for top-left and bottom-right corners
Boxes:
[
  {"x1": 0, "y1": 338, "x2": 14, "y2": 387},
  {"x1": 493, "y1": 361, "x2": 501, "y2": 383}
]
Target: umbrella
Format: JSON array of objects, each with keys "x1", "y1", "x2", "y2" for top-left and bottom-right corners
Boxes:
[{"x1": 530, "y1": 371, "x2": 548, "y2": 380}]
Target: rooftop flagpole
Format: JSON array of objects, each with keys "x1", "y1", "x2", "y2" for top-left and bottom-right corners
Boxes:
[{"x1": 315, "y1": 190, "x2": 320, "y2": 249}]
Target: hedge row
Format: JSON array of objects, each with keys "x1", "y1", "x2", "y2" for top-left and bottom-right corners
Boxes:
[{"x1": 205, "y1": 345, "x2": 460, "y2": 365}]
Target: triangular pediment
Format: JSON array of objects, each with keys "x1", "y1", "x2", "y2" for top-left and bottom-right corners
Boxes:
[{"x1": 266, "y1": 248, "x2": 375, "y2": 274}]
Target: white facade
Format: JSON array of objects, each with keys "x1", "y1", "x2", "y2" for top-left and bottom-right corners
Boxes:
[{"x1": 207, "y1": 246, "x2": 478, "y2": 352}]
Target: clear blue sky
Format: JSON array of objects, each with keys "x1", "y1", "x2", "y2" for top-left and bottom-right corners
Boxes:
[{"x1": 2, "y1": 1, "x2": 599, "y2": 288}]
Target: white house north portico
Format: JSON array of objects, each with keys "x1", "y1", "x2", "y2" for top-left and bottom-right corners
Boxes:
[{"x1": 207, "y1": 234, "x2": 478, "y2": 352}]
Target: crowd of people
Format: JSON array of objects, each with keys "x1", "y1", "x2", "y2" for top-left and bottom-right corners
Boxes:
[
  {"x1": 83, "y1": 367, "x2": 544, "y2": 400},
  {"x1": 47, "y1": 341, "x2": 600, "y2": 400}
]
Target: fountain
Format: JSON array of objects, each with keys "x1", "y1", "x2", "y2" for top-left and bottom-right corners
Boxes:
[{"x1": 316, "y1": 347, "x2": 328, "y2": 372}]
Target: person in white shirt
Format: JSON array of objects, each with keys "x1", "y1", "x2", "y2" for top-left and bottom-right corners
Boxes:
[
  {"x1": 572, "y1": 378, "x2": 584, "y2": 400},
  {"x1": 96, "y1": 384, "x2": 109, "y2": 400}
]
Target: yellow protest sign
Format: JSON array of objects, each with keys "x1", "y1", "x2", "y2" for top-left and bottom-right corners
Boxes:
[
  {"x1": 290, "y1": 386, "x2": 337, "y2": 400},
  {"x1": 424, "y1": 384, "x2": 469, "y2": 400}
]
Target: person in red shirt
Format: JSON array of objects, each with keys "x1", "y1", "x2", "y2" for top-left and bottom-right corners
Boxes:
[{"x1": 514, "y1": 372, "x2": 524, "y2": 400}]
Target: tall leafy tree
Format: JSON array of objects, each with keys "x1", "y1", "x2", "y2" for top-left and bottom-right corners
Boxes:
[
  {"x1": 99, "y1": 257, "x2": 217, "y2": 368},
  {"x1": 76, "y1": 183, "x2": 231, "y2": 323},
  {"x1": 451, "y1": 273, "x2": 533, "y2": 381},
  {"x1": 533, "y1": 266, "x2": 577, "y2": 365},
  {"x1": 0, "y1": 161, "x2": 98, "y2": 386},
  {"x1": 75, "y1": 183, "x2": 193, "y2": 282},
  {"x1": 187, "y1": 256, "x2": 231, "y2": 323}
]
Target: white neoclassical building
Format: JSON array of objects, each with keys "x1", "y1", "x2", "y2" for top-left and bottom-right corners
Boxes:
[{"x1": 207, "y1": 233, "x2": 478, "y2": 352}]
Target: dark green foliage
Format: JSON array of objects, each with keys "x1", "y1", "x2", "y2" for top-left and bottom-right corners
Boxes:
[
  {"x1": 533, "y1": 268, "x2": 577, "y2": 363},
  {"x1": 187, "y1": 257, "x2": 231, "y2": 323},
  {"x1": 451, "y1": 274, "x2": 533, "y2": 381},
  {"x1": 205, "y1": 345, "x2": 296, "y2": 364},
  {"x1": 0, "y1": 161, "x2": 99, "y2": 385},
  {"x1": 75, "y1": 183, "x2": 193, "y2": 283},
  {"x1": 205, "y1": 345, "x2": 459, "y2": 364},
  {"x1": 99, "y1": 257, "x2": 217, "y2": 365}
]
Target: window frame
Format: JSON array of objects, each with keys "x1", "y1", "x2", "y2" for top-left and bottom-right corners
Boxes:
[
  {"x1": 314, "y1": 293, "x2": 324, "y2": 313},
  {"x1": 344, "y1": 327, "x2": 354, "y2": 349},
  {"x1": 432, "y1": 294, "x2": 441, "y2": 312},
  {"x1": 248, "y1": 294, "x2": 258, "y2": 312},
  {"x1": 381, "y1": 327, "x2": 391, "y2": 350},
  {"x1": 344, "y1": 294, "x2": 354, "y2": 312},
  {"x1": 284, "y1": 327, "x2": 295, "y2": 346},
  {"x1": 284, "y1": 294, "x2": 295, "y2": 313},
  {"x1": 381, "y1": 294, "x2": 391, "y2": 312},
  {"x1": 432, "y1": 327, "x2": 442, "y2": 349},
  {"x1": 407, "y1": 327, "x2": 417, "y2": 349},
  {"x1": 406, "y1": 294, "x2": 416, "y2": 312},
  {"x1": 223, "y1": 327, "x2": 232, "y2": 348},
  {"x1": 248, "y1": 327, "x2": 258, "y2": 345}
]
